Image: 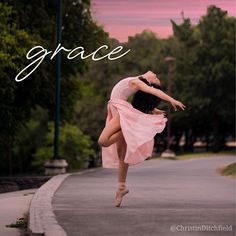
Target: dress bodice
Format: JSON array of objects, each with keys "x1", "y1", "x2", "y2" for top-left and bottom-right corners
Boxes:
[{"x1": 110, "y1": 77, "x2": 138, "y2": 101}]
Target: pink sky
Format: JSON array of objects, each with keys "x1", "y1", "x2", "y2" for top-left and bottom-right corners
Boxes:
[{"x1": 91, "y1": 0, "x2": 236, "y2": 42}]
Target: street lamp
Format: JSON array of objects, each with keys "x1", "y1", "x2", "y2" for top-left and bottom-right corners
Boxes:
[
  {"x1": 161, "y1": 56, "x2": 176, "y2": 158},
  {"x1": 44, "y1": 0, "x2": 68, "y2": 175},
  {"x1": 54, "y1": 0, "x2": 62, "y2": 161}
]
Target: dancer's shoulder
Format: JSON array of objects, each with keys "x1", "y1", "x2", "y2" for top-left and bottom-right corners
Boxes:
[{"x1": 126, "y1": 76, "x2": 140, "y2": 89}]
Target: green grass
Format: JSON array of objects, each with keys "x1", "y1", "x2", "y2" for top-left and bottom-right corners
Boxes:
[
  {"x1": 154, "y1": 150, "x2": 236, "y2": 161},
  {"x1": 6, "y1": 217, "x2": 27, "y2": 229},
  {"x1": 221, "y1": 162, "x2": 236, "y2": 177},
  {"x1": 5, "y1": 212, "x2": 30, "y2": 236}
]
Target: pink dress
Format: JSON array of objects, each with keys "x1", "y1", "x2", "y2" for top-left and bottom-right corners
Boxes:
[{"x1": 102, "y1": 77, "x2": 168, "y2": 168}]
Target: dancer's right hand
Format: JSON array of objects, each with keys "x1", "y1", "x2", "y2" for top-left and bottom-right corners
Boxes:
[{"x1": 170, "y1": 99, "x2": 186, "y2": 111}]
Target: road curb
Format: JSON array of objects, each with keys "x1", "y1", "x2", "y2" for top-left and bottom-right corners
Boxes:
[
  {"x1": 28, "y1": 173, "x2": 71, "y2": 236},
  {"x1": 27, "y1": 167, "x2": 102, "y2": 236}
]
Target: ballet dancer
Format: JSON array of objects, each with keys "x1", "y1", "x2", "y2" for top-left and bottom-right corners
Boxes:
[{"x1": 98, "y1": 71, "x2": 186, "y2": 207}]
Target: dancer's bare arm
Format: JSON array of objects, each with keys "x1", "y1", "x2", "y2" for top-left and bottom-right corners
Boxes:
[{"x1": 129, "y1": 79, "x2": 186, "y2": 111}]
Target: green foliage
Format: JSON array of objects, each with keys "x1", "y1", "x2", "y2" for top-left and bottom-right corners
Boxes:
[
  {"x1": 222, "y1": 162, "x2": 236, "y2": 176},
  {"x1": 73, "y1": 78, "x2": 107, "y2": 142},
  {"x1": 170, "y1": 6, "x2": 235, "y2": 152},
  {"x1": 12, "y1": 106, "x2": 49, "y2": 174},
  {"x1": 3, "y1": 0, "x2": 109, "y2": 122},
  {"x1": 196, "y1": 6, "x2": 235, "y2": 126},
  {"x1": 0, "y1": 2, "x2": 44, "y2": 174},
  {"x1": 0, "y1": 1, "x2": 108, "y2": 174},
  {"x1": 0, "y1": 3, "x2": 40, "y2": 134},
  {"x1": 33, "y1": 122, "x2": 95, "y2": 171}
]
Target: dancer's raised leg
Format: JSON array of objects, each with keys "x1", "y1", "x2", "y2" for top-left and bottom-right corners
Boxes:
[{"x1": 98, "y1": 114, "x2": 122, "y2": 147}]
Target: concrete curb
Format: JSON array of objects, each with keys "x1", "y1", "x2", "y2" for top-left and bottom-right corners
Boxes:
[
  {"x1": 28, "y1": 173, "x2": 71, "y2": 236},
  {"x1": 27, "y1": 167, "x2": 103, "y2": 236}
]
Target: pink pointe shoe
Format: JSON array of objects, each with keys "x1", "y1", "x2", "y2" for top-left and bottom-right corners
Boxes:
[{"x1": 115, "y1": 187, "x2": 129, "y2": 207}]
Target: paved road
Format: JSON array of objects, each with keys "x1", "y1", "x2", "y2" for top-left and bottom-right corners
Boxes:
[{"x1": 52, "y1": 155, "x2": 236, "y2": 236}]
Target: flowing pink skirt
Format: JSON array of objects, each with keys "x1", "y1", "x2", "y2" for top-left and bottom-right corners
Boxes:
[{"x1": 102, "y1": 98, "x2": 168, "y2": 168}]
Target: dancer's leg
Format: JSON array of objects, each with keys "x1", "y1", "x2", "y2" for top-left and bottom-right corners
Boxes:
[
  {"x1": 116, "y1": 133, "x2": 129, "y2": 185},
  {"x1": 98, "y1": 114, "x2": 122, "y2": 147},
  {"x1": 115, "y1": 133, "x2": 129, "y2": 207}
]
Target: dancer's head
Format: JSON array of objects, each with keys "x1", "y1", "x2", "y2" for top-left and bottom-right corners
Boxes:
[
  {"x1": 142, "y1": 71, "x2": 161, "y2": 86},
  {"x1": 131, "y1": 76, "x2": 162, "y2": 114}
]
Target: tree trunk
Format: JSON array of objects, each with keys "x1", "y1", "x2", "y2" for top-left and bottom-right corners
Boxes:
[
  {"x1": 206, "y1": 134, "x2": 209, "y2": 152},
  {"x1": 212, "y1": 124, "x2": 220, "y2": 153},
  {"x1": 189, "y1": 129, "x2": 195, "y2": 152},
  {"x1": 174, "y1": 131, "x2": 182, "y2": 152},
  {"x1": 184, "y1": 130, "x2": 189, "y2": 152},
  {"x1": 7, "y1": 142, "x2": 13, "y2": 176}
]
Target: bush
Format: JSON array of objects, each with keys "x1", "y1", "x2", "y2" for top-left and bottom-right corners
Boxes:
[{"x1": 32, "y1": 122, "x2": 95, "y2": 172}]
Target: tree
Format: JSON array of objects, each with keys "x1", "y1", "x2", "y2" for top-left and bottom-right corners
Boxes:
[
  {"x1": 0, "y1": 3, "x2": 41, "y2": 175},
  {"x1": 4, "y1": 0, "x2": 109, "y2": 121},
  {"x1": 197, "y1": 6, "x2": 235, "y2": 151},
  {"x1": 171, "y1": 6, "x2": 235, "y2": 152},
  {"x1": 0, "y1": 1, "x2": 109, "y2": 174}
]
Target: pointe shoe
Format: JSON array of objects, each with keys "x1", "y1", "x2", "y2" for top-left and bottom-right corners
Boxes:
[{"x1": 115, "y1": 187, "x2": 129, "y2": 207}]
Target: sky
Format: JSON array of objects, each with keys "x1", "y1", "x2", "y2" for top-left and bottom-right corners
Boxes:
[{"x1": 91, "y1": 0, "x2": 236, "y2": 42}]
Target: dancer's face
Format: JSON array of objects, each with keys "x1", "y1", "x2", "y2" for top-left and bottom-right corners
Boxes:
[{"x1": 147, "y1": 71, "x2": 161, "y2": 86}]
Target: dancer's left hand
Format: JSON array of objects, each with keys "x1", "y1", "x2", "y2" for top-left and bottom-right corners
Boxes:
[{"x1": 170, "y1": 99, "x2": 186, "y2": 111}]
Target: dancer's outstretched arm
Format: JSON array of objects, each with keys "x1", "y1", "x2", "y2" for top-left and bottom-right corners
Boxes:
[{"x1": 129, "y1": 79, "x2": 186, "y2": 111}]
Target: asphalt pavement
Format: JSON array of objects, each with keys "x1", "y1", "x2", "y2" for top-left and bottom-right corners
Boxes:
[{"x1": 52, "y1": 155, "x2": 236, "y2": 236}]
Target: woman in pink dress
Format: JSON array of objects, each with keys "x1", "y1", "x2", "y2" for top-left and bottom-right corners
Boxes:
[{"x1": 98, "y1": 71, "x2": 186, "y2": 207}]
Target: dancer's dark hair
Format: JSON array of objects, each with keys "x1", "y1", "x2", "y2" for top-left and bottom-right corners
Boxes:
[{"x1": 131, "y1": 76, "x2": 162, "y2": 114}]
